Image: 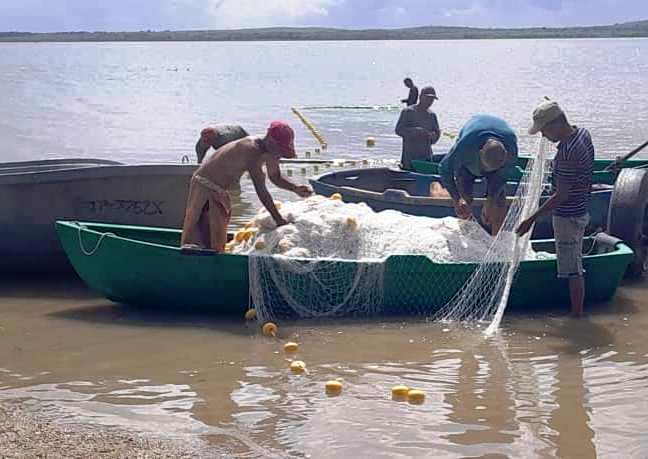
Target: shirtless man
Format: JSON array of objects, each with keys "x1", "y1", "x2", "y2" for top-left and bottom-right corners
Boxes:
[{"x1": 181, "y1": 121, "x2": 312, "y2": 251}]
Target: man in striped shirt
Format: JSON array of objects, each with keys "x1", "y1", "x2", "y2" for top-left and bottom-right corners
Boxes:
[{"x1": 517, "y1": 101, "x2": 594, "y2": 317}]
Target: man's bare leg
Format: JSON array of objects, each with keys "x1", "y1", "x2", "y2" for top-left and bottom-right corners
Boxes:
[
  {"x1": 569, "y1": 276, "x2": 585, "y2": 317},
  {"x1": 207, "y1": 203, "x2": 230, "y2": 252}
]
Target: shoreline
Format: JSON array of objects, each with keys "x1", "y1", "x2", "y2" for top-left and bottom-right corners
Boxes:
[
  {"x1": 1, "y1": 20, "x2": 647, "y2": 43},
  {"x1": 0, "y1": 400, "x2": 226, "y2": 458}
]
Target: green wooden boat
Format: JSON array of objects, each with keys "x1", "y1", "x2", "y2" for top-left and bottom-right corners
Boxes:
[
  {"x1": 411, "y1": 156, "x2": 648, "y2": 185},
  {"x1": 56, "y1": 221, "x2": 633, "y2": 317}
]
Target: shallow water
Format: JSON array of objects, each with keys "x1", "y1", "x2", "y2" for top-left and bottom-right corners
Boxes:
[
  {"x1": 1, "y1": 276, "x2": 647, "y2": 457},
  {"x1": 2, "y1": 38, "x2": 648, "y2": 457}
]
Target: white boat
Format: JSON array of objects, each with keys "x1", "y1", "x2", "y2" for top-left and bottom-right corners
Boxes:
[{"x1": 0, "y1": 158, "x2": 196, "y2": 272}]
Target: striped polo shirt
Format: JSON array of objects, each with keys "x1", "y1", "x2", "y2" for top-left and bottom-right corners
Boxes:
[{"x1": 552, "y1": 127, "x2": 594, "y2": 217}]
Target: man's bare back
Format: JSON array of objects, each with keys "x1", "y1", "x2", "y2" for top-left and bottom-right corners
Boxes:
[{"x1": 196, "y1": 137, "x2": 267, "y2": 190}]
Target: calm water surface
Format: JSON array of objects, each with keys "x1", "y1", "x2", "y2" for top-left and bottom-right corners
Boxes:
[{"x1": 1, "y1": 39, "x2": 648, "y2": 457}]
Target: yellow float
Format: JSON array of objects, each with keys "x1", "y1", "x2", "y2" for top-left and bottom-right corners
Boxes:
[
  {"x1": 290, "y1": 360, "x2": 306, "y2": 374},
  {"x1": 330, "y1": 193, "x2": 343, "y2": 201},
  {"x1": 391, "y1": 385, "x2": 409, "y2": 401},
  {"x1": 325, "y1": 380, "x2": 343, "y2": 396},
  {"x1": 244, "y1": 308, "x2": 257, "y2": 320},
  {"x1": 262, "y1": 322, "x2": 278, "y2": 337},
  {"x1": 407, "y1": 389, "x2": 426, "y2": 405},
  {"x1": 284, "y1": 342, "x2": 299, "y2": 353}
]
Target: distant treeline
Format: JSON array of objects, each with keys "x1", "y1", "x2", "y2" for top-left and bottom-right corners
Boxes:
[{"x1": 2, "y1": 20, "x2": 648, "y2": 42}]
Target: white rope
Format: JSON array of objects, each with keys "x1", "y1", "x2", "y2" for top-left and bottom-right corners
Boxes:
[{"x1": 77, "y1": 224, "x2": 114, "y2": 256}]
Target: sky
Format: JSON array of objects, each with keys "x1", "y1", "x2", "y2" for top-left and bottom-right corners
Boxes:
[{"x1": 1, "y1": 0, "x2": 647, "y2": 33}]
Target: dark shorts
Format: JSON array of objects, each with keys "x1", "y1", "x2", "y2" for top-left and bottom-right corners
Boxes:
[{"x1": 456, "y1": 167, "x2": 506, "y2": 205}]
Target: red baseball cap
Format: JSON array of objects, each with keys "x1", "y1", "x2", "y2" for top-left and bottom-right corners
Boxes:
[
  {"x1": 267, "y1": 121, "x2": 296, "y2": 158},
  {"x1": 200, "y1": 127, "x2": 218, "y2": 145}
]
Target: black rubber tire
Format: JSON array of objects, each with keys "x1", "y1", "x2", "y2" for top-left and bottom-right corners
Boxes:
[{"x1": 607, "y1": 168, "x2": 648, "y2": 279}]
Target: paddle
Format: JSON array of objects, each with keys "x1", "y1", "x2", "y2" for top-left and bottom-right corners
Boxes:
[{"x1": 603, "y1": 140, "x2": 648, "y2": 172}]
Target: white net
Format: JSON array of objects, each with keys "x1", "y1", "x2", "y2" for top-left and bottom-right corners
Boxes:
[
  {"x1": 232, "y1": 137, "x2": 549, "y2": 328},
  {"x1": 433, "y1": 136, "x2": 550, "y2": 333}
]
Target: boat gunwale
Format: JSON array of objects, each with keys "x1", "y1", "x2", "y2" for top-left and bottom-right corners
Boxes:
[
  {"x1": 309, "y1": 167, "x2": 614, "y2": 207},
  {"x1": 0, "y1": 163, "x2": 198, "y2": 185},
  {"x1": 56, "y1": 221, "x2": 634, "y2": 274}
]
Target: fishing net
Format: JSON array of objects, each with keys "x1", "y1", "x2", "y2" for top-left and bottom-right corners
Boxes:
[
  {"x1": 433, "y1": 136, "x2": 550, "y2": 333},
  {"x1": 236, "y1": 137, "x2": 549, "y2": 328}
]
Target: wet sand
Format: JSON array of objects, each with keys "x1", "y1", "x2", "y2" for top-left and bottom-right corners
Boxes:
[{"x1": 0, "y1": 400, "x2": 226, "y2": 458}]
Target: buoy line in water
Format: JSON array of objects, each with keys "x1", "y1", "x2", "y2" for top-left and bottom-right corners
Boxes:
[
  {"x1": 245, "y1": 312, "x2": 426, "y2": 403},
  {"x1": 291, "y1": 107, "x2": 328, "y2": 149}
]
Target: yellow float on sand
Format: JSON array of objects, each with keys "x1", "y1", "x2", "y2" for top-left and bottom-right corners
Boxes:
[
  {"x1": 330, "y1": 193, "x2": 343, "y2": 201},
  {"x1": 284, "y1": 342, "x2": 299, "y2": 353},
  {"x1": 244, "y1": 308, "x2": 257, "y2": 320}
]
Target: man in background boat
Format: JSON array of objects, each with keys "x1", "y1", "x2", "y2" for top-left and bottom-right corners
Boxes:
[
  {"x1": 439, "y1": 114, "x2": 518, "y2": 235},
  {"x1": 181, "y1": 121, "x2": 312, "y2": 252},
  {"x1": 517, "y1": 101, "x2": 594, "y2": 317},
  {"x1": 395, "y1": 86, "x2": 441, "y2": 170},
  {"x1": 195, "y1": 124, "x2": 249, "y2": 163},
  {"x1": 401, "y1": 78, "x2": 419, "y2": 106}
]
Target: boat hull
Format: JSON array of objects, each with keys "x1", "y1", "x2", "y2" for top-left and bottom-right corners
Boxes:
[
  {"x1": 56, "y1": 221, "x2": 633, "y2": 317},
  {"x1": 1, "y1": 160, "x2": 196, "y2": 272}
]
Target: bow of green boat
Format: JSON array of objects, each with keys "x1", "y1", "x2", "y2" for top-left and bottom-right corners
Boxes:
[{"x1": 55, "y1": 221, "x2": 633, "y2": 317}]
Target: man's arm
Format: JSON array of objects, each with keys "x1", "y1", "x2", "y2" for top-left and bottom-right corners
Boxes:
[
  {"x1": 265, "y1": 157, "x2": 311, "y2": 197},
  {"x1": 429, "y1": 113, "x2": 441, "y2": 145},
  {"x1": 439, "y1": 145, "x2": 462, "y2": 202},
  {"x1": 248, "y1": 161, "x2": 287, "y2": 226},
  {"x1": 517, "y1": 178, "x2": 571, "y2": 236}
]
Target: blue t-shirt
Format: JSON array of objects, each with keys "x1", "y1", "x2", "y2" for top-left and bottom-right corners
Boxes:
[
  {"x1": 553, "y1": 127, "x2": 594, "y2": 217},
  {"x1": 439, "y1": 115, "x2": 518, "y2": 200}
]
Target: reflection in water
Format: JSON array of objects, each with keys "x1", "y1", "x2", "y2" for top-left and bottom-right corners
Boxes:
[{"x1": 2, "y1": 264, "x2": 648, "y2": 457}]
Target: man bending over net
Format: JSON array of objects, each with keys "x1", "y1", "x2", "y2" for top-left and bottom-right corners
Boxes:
[
  {"x1": 439, "y1": 114, "x2": 518, "y2": 235},
  {"x1": 181, "y1": 121, "x2": 312, "y2": 252}
]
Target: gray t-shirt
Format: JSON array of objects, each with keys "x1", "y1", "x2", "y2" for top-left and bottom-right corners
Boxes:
[
  {"x1": 196, "y1": 124, "x2": 249, "y2": 163},
  {"x1": 395, "y1": 107, "x2": 439, "y2": 169}
]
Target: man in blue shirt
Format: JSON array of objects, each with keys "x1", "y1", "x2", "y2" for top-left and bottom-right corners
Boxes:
[
  {"x1": 439, "y1": 114, "x2": 518, "y2": 234},
  {"x1": 517, "y1": 101, "x2": 594, "y2": 317}
]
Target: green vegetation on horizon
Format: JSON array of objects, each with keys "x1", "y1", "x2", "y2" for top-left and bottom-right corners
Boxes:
[{"x1": 1, "y1": 20, "x2": 648, "y2": 42}]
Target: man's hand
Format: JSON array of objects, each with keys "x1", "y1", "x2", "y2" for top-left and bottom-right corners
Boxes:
[
  {"x1": 481, "y1": 204, "x2": 491, "y2": 226},
  {"x1": 516, "y1": 217, "x2": 534, "y2": 237},
  {"x1": 293, "y1": 185, "x2": 312, "y2": 198},
  {"x1": 454, "y1": 198, "x2": 473, "y2": 220},
  {"x1": 274, "y1": 215, "x2": 289, "y2": 227}
]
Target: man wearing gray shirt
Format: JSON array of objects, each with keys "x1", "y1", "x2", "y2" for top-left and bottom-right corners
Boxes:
[{"x1": 395, "y1": 86, "x2": 440, "y2": 169}]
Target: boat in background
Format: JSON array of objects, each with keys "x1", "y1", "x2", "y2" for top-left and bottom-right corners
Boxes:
[
  {"x1": 1, "y1": 158, "x2": 196, "y2": 273},
  {"x1": 310, "y1": 167, "x2": 648, "y2": 278}
]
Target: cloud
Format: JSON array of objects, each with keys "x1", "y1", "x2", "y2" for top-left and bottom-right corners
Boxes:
[
  {"x1": 204, "y1": 0, "x2": 341, "y2": 28},
  {"x1": 0, "y1": 0, "x2": 646, "y2": 32}
]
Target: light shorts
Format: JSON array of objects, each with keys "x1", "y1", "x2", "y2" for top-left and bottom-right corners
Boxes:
[{"x1": 552, "y1": 213, "x2": 590, "y2": 279}]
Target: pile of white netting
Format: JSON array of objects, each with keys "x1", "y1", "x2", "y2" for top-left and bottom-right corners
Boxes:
[{"x1": 234, "y1": 136, "x2": 548, "y2": 327}]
